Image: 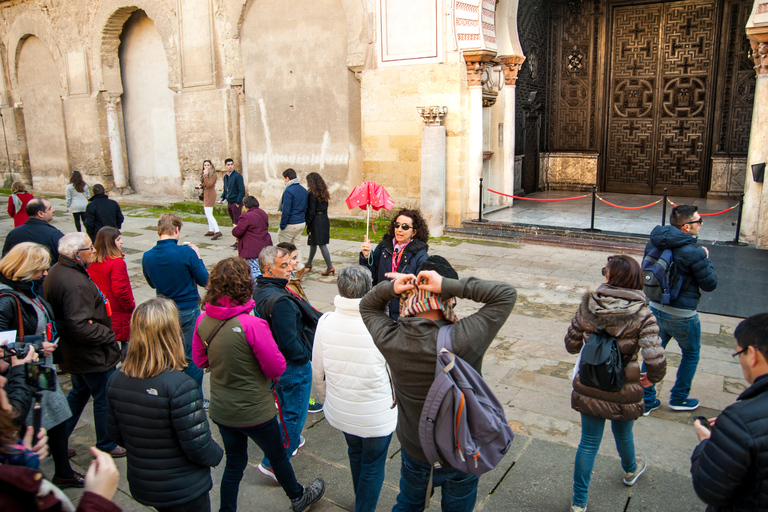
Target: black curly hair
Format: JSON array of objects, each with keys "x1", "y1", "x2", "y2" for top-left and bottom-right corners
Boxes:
[{"x1": 386, "y1": 208, "x2": 429, "y2": 243}]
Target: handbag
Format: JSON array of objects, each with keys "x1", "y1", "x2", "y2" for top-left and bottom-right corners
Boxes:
[{"x1": 199, "y1": 192, "x2": 205, "y2": 201}]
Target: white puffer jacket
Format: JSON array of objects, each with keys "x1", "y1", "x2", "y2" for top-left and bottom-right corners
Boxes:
[{"x1": 312, "y1": 295, "x2": 398, "y2": 438}]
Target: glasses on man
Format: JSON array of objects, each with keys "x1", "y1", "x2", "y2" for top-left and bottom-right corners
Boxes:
[
  {"x1": 732, "y1": 346, "x2": 749, "y2": 359},
  {"x1": 78, "y1": 246, "x2": 95, "y2": 252},
  {"x1": 393, "y1": 222, "x2": 412, "y2": 230},
  {"x1": 685, "y1": 218, "x2": 703, "y2": 226}
]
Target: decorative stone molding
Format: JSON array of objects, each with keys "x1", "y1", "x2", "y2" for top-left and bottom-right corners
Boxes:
[
  {"x1": 104, "y1": 94, "x2": 121, "y2": 111},
  {"x1": 417, "y1": 106, "x2": 448, "y2": 126},
  {"x1": 498, "y1": 55, "x2": 526, "y2": 86},
  {"x1": 482, "y1": 91, "x2": 498, "y2": 107},
  {"x1": 747, "y1": 27, "x2": 768, "y2": 75},
  {"x1": 464, "y1": 49, "x2": 496, "y2": 87}
]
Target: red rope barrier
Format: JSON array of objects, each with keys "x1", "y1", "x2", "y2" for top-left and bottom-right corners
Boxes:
[
  {"x1": 668, "y1": 197, "x2": 739, "y2": 216},
  {"x1": 487, "y1": 188, "x2": 586, "y2": 201},
  {"x1": 596, "y1": 196, "x2": 662, "y2": 210}
]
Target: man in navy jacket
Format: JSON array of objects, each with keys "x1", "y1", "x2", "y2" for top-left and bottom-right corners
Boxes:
[
  {"x1": 2, "y1": 198, "x2": 63, "y2": 263},
  {"x1": 277, "y1": 168, "x2": 308, "y2": 271},
  {"x1": 142, "y1": 214, "x2": 208, "y2": 399},
  {"x1": 642, "y1": 205, "x2": 717, "y2": 415},
  {"x1": 691, "y1": 313, "x2": 768, "y2": 510},
  {"x1": 219, "y1": 158, "x2": 245, "y2": 224}
]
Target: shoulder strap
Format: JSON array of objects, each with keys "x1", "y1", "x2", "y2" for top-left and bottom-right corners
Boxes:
[
  {"x1": 199, "y1": 316, "x2": 230, "y2": 352},
  {"x1": 437, "y1": 324, "x2": 455, "y2": 353},
  {"x1": 0, "y1": 292, "x2": 24, "y2": 339}
]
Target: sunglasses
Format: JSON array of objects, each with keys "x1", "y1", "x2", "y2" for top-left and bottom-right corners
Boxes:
[
  {"x1": 685, "y1": 219, "x2": 703, "y2": 226},
  {"x1": 393, "y1": 222, "x2": 413, "y2": 231}
]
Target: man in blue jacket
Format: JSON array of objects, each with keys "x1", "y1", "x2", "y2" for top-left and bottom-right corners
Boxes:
[
  {"x1": 142, "y1": 214, "x2": 208, "y2": 400},
  {"x1": 254, "y1": 245, "x2": 312, "y2": 480},
  {"x1": 219, "y1": 158, "x2": 245, "y2": 225},
  {"x1": 690, "y1": 313, "x2": 768, "y2": 510},
  {"x1": 2, "y1": 198, "x2": 63, "y2": 263},
  {"x1": 643, "y1": 205, "x2": 717, "y2": 414},
  {"x1": 278, "y1": 168, "x2": 308, "y2": 271}
]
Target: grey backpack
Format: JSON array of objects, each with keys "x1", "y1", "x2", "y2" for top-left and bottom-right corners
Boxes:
[{"x1": 419, "y1": 325, "x2": 514, "y2": 486}]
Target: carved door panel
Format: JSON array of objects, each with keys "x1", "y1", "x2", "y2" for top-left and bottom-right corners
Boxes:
[
  {"x1": 523, "y1": 113, "x2": 539, "y2": 194},
  {"x1": 606, "y1": 0, "x2": 716, "y2": 196}
]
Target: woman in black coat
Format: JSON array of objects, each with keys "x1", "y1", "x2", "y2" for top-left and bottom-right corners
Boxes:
[
  {"x1": 106, "y1": 297, "x2": 223, "y2": 512},
  {"x1": 303, "y1": 172, "x2": 334, "y2": 276}
]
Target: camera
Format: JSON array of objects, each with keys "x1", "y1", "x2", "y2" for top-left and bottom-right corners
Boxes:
[{"x1": 1, "y1": 335, "x2": 45, "y2": 361}]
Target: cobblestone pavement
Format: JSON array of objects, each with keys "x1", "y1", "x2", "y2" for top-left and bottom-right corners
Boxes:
[{"x1": 5, "y1": 195, "x2": 742, "y2": 511}]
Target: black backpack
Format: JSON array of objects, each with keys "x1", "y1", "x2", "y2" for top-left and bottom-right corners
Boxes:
[
  {"x1": 578, "y1": 327, "x2": 630, "y2": 393},
  {"x1": 256, "y1": 290, "x2": 322, "y2": 356}
]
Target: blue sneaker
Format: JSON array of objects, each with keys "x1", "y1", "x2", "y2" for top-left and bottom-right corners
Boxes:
[
  {"x1": 308, "y1": 398, "x2": 323, "y2": 414},
  {"x1": 669, "y1": 398, "x2": 700, "y2": 411},
  {"x1": 643, "y1": 399, "x2": 661, "y2": 416}
]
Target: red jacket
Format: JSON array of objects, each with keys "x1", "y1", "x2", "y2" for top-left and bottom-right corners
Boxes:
[
  {"x1": 231, "y1": 207, "x2": 272, "y2": 259},
  {"x1": 87, "y1": 256, "x2": 135, "y2": 342},
  {"x1": 7, "y1": 193, "x2": 33, "y2": 227}
]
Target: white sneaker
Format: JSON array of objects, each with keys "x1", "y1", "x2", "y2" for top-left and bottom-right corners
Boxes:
[
  {"x1": 570, "y1": 505, "x2": 587, "y2": 512},
  {"x1": 257, "y1": 463, "x2": 277, "y2": 482},
  {"x1": 292, "y1": 435, "x2": 306, "y2": 457},
  {"x1": 623, "y1": 454, "x2": 647, "y2": 486}
]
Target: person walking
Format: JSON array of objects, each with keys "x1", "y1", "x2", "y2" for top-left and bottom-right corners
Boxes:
[
  {"x1": 87, "y1": 227, "x2": 136, "y2": 361},
  {"x1": 106, "y1": 297, "x2": 223, "y2": 512},
  {"x1": 565, "y1": 255, "x2": 667, "y2": 512},
  {"x1": 231, "y1": 196, "x2": 272, "y2": 282},
  {"x1": 0, "y1": 242, "x2": 81, "y2": 488},
  {"x1": 359, "y1": 208, "x2": 430, "y2": 320},
  {"x1": 192, "y1": 257, "x2": 325, "y2": 512},
  {"x1": 84, "y1": 184, "x2": 124, "y2": 244},
  {"x1": 66, "y1": 171, "x2": 90, "y2": 232},
  {"x1": 302, "y1": 172, "x2": 333, "y2": 278},
  {"x1": 642, "y1": 205, "x2": 717, "y2": 414},
  {"x1": 200, "y1": 160, "x2": 222, "y2": 240},
  {"x1": 219, "y1": 158, "x2": 245, "y2": 226},
  {"x1": 312, "y1": 265, "x2": 397, "y2": 512},
  {"x1": 278, "y1": 168, "x2": 308, "y2": 271},
  {"x1": 7, "y1": 182, "x2": 34, "y2": 228}
]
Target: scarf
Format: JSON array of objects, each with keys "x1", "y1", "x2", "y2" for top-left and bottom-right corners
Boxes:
[
  {"x1": 278, "y1": 178, "x2": 301, "y2": 212},
  {"x1": 399, "y1": 287, "x2": 457, "y2": 323},
  {"x1": 10, "y1": 193, "x2": 21, "y2": 213}
]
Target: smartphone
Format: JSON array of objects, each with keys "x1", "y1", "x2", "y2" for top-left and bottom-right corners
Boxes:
[
  {"x1": 24, "y1": 363, "x2": 57, "y2": 392},
  {"x1": 694, "y1": 416, "x2": 711, "y2": 430}
]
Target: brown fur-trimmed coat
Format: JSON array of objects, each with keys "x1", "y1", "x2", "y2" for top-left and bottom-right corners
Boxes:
[{"x1": 565, "y1": 284, "x2": 666, "y2": 421}]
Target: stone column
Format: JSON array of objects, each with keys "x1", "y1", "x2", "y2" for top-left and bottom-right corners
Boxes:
[
  {"x1": 235, "y1": 85, "x2": 248, "y2": 185},
  {"x1": 498, "y1": 55, "x2": 526, "y2": 206},
  {"x1": 742, "y1": 32, "x2": 768, "y2": 248},
  {"x1": 417, "y1": 106, "x2": 447, "y2": 236},
  {"x1": 105, "y1": 94, "x2": 127, "y2": 189},
  {"x1": 464, "y1": 50, "x2": 496, "y2": 219}
]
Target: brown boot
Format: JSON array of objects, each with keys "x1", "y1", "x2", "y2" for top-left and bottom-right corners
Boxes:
[
  {"x1": 204, "y1": 231, "x2": 214, "y2": 236},
  {"x1": 211, "y1": 232, "x2": 223, "y2": 240}
]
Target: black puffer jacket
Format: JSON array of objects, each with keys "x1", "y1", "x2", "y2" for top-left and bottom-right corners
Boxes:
[
  {"x1": 690, "y1": 373, "x2": 768, "y2": 511},
  {"x1": 106, "y1": 368, "x2": 223, "y2": 508},
  {"x1": 359, "y1": 234, "x2": 429, "y2": 319}
]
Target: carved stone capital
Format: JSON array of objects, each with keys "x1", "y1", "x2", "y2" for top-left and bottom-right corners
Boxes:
[
  {"x1": 498, "y1": 55, "x2": 526, "y2": 86},
  {"x1": 417, "y1": 106, "x2": 448, "y2": 126},
  {"x1": 747, "y1": 27, "x2": 768, "y2": 75},
  {"x1": 104, "y1": 94, "x2": 121, "y2": 112},
  {"x1": 464, "y1": 50, "x2": 496, "y2": 87}
]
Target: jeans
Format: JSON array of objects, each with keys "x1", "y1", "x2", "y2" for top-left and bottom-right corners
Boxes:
[
  {"x1": 203, "y1": 206, "x2": 219, "y2": 233},
  {"x1": 572, "y1": 413, "x2": 636, "y2": 508},
  {"x1": 66, "y1": 369, "x2": 117, "y2": 452},
  {"x1": 643, "y1": 308, "x2": 701, "y2": 404},
  {"x1": 155, "y1": 492, "x2": 210, "y2": 512},
  {"x1": 216, "y1": 418, "x2": 303, "y2": 511},
  {"x1": 343, "y1": 432, "x2": 392, "y2": 512},
  {"x1": 179, "y1": 306, "x2": 204, "y2": 398},
  {"x1": 262, "y1": 360, "x2": 311, "y2": 469},
  {"x1": 278, "y1": 223, "x2": 305, "y2": 269},
  {"x1": 393, "y1": 449, "x2": 479, "y2": 512}
]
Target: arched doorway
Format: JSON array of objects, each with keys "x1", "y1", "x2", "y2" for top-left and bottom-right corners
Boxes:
[
  {"x1": 118, "y1": 10, "x2": 181, "y2": 195},
  {"x1": 240, "y1": 0, "x2": 358, "y2": 206},
  {"x1": 17, "y1": 36, "x2": 69, "y2": 191}
]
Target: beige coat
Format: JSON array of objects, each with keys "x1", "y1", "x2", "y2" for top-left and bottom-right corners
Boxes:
[
  {"x1": 565, "y1": 284, "x2": 666, "y2": 421},
  {"x1": 201, "y1": 171, "x2": 217, "y2": 207}
]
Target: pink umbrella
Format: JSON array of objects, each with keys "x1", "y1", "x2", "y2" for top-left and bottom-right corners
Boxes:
[{"x1": 346, "y1": 181, "x2": 394, "y2": 239}]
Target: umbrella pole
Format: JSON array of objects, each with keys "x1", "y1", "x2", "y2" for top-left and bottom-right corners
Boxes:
[{"x1": 366, "y1": 205, "x2": 370, "y2": 241}]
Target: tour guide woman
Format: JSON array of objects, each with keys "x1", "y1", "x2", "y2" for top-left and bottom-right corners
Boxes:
[
  {"x1": 564, "y1": 255, "x2": 666, "y2": 512},
  {"x1": 192, "y1": 257, "x2": 325, "y2": 512},
  {"x1": 359, "y1": 208, "x2": 429, "y2": 320}
]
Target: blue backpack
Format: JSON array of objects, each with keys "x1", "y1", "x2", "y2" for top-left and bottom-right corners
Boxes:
[
  {"x1": 419, "y1": 325, "x2": 514, "y2": 504},
  {"x1": 642, "y1": 246, "x2": 685, "y2": 305}
]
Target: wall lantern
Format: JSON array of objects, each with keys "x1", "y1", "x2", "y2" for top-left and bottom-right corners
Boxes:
[{"x1": 752, "y1": 162, "x2": 765, "y2": 183}]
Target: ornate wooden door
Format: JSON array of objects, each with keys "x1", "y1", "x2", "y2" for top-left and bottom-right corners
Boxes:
[{"x1": 605, "y1": 0, "x2": 716, "y2": 196}]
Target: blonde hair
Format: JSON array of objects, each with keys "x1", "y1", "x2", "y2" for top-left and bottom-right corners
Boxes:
[
  {"x1": 0, "y1": 242, "x2": 51, "y2": 281},
  {"x1": 122, "y1": 298, "x2": 188, "y2": 379},
  {"x1": 157, "y1": 213, "x2": 182, "y2": 237},
  {"x1": 10, "y1": 182, "x2": 27, "y2": 194}
]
